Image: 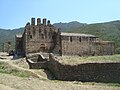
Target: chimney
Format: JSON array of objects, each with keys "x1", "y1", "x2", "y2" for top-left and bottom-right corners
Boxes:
[
  {"x1": 43, "y1": 18, "x2": 46, "y2": 25},
  {"x1": 47, "y1": 20, "x2": 50, "y2": 25},
  {"x1": 37, "y1": 18, "x2": 41, "y2": 25},
  {"x1": 31, "y1": 18, "x2": 35, "y2": 25}
]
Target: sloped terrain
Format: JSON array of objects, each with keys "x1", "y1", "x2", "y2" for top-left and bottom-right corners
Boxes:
[{"x1": 0, "y1": 53, "x2": 120, "y2": 90}]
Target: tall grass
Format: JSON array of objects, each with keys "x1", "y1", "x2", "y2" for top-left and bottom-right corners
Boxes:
[{"x1": 0, "y1": 61, "x2": 31, "y2": 77}]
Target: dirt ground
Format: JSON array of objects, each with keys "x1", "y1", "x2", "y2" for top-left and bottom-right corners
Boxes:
[
  {"x1": 1, "y1": 73, "x2": 120, "y2": 90},
  {"x1": 0, "y1": 52, "x2": 120, "y2": 90}
]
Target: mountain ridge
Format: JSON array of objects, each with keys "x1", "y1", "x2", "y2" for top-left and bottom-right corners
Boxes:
[{"x1": 0, "y1": 20, "x2": 120, "y2": 53}]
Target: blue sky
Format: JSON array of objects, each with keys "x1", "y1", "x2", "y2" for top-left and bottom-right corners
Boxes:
[{"x1": 0, "y1": 0, "x2": 120, "y2": 29}]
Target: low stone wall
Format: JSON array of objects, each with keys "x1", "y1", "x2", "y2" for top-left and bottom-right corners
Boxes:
[
  {"x1": 26, "y1": 53, "x2": 120, "y2": 83},
  {"x1": 47, "y1": 54, "x2": 120, "y2": 83},
  {"x1": 26, "y1": 59, "x2": 47, "y2": 69},
  {"x1": 26, "y1": 54, "x2": 47, "y2": 69}
]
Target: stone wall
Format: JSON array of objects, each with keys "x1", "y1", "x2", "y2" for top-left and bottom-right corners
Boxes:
[
  {"x1": 3, "y1": 41, "x2": 12, "y2": 52},
  {"x1": 26, "y1": 54, "x2": 48, "y2": 69},
  {"x1": 47, "y1": 54, "x2": 120, "y2": 83},
  {"x1": 61, "y1": 35, "x2": 115, "y2": 56},
  {"x1": 93, "y1": 41, "x2": 115, "y2": 55},
  {"x1": 61, "y1": 39, "x2": 91, "y2": 56},
  {"x1": 22, "y1": 18, "x2": 61, "y2": 55},
  {"x1": 61, "y1": 35, "x2": 97, "y2": 56},
  {"x1": 26, "y1": 59, "x2": 47, "y2": 69},
  {"x1": 15, "y1": 18, "x2": 115, "y2": 57}
]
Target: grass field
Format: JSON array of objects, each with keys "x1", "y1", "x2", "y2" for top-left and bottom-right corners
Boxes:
[
  {"x1": 58, "y1": 54, "x2": 120, "y2": 65},
  {"x1": 0, "y1": 53, "x2": 120, "y2": 90}
]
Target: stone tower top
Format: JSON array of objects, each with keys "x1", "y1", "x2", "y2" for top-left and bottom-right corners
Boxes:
[
  {"x1": 37, "y1": 18, "x2": 41, "y2": 25},
  {"x1": 43, "y1": 18, "x2": 46, "y2": 25},
  {"x1": 29, "y1": 18, "x2": 52, "y2": 26},
  {"x1": 47, "y1": 20, "x2": 50, "y2": 25},
  {"x1": 31, "y1": 18, "x2": 35, "y2": 25}
]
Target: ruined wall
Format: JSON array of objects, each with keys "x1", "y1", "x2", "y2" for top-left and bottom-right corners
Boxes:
[
  {"x1": 26, "y1": 54, "x2": 48, "y2": 69},
  {"x1": 3, "y1": 41, "x2": 12, "y2": 52},
  {"x1": 15, "y1": 35, "x2": 25, "y2": 56},
  {"x1": 26, "y1": 59, "x2": 47, "y2": 69},
  {"x1": 93, "y1": 41, "x2": 115, "y2": 55},
  {"x1": 26, "y1": 53, "x2": 120, "y2": 83},
  {"x1": 23, "y1": 18, "x2": 61, "y2": 55},
  {"x1": 47, "y1": 54, "x2": 120, "y2": 83},
  {"x1": 61, "y1": 35, "x2": 96, "y2": 56},
  {"x1": 61, "y1": 35, "x2": 115, "y2": 56},
  {"x1": 15, "y1": 18, "x2": 115, "y2": 56}
]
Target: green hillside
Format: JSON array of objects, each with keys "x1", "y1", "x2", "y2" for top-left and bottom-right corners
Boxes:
[
  {"x1": 0, "y1": 28, "x2": 24, "y2": 51},
  {"x1": 0, "y1": 20, "x2": 120, "y2": 53},
  {"x1": 53, "y1": 21, "x2": 87, "y2": 31},
  {"x1": 68, "y1": 20, "x2": 120, "y2": 53}
]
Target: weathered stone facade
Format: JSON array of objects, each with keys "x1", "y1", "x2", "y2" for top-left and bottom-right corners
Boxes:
[
  {"x1": 61, "y1": 33, "x2": 97, "y2": 56},
  {"x1": 61, "y1": 33, "x2": 115, "y2": 56},
  {"x1": 15, "y1": 35, "x2": 24, "y2": 56},
  {"x1": 16, "y1": 18, "x2": 61, "y2": 56},
  {"x1": 15, "y1": 18, "x2": 115, "y2": 56},
  {"x1": 3, "y1": 41, "x2": 12, "y2": 53}
]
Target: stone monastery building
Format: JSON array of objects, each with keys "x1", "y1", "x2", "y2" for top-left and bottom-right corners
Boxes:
[{"x1": 15, "y1": 18, "x2": 115, "y2": 56}]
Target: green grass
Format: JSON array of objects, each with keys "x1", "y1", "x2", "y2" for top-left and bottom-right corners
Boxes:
[
  {"x1": 72, "y1": 81, "x2": 120, "y2": 87},
  {"x1": 80, "y1": 54, "x2": 120, "y2": 62},
  {"x1": 108, "y1": 83, "x2": 120, "y2": 87},
  {"x1": 59, "y1": 54, "x2": 120, "y2": 65},
  {"x1": 0, "y1": 61, "x2": 31, "y2": 77}
]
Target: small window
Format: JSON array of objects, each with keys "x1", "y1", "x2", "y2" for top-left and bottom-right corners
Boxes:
[
  {"x1": 89, "y1": 37, "x2": 93, "y2": 42},
  {"x1": 30, "y1": 35, "x2": 32, "y2": 39},
  {"x1": 70, "y1": 36, "x2": 72, "y2": 42},
  {"x1": 79, "y1": 37, "x2": 81, "y2": 42},
  {"x1": 8, "y1": 42, "x2": 11, "y2": 45}
]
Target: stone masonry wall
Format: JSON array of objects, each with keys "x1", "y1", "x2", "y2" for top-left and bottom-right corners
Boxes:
[
  {"x1": 61, "y1": 35, "x2": 115, "y2": 56},
  {"x1": 93, "y1": 42, "x2": 115, "y2": 55},
  {"x1": 61, "y1": 40, "x2": 90, "y2": 56},
  {"x1": 26, "y1": 54, "x2": 48, "y2": 69},
  {"x1": 23, "y1": 18, "x2": 61, "y2": 55},
  {"x1": 16, "y1": 18, "x2": 115, "y2": 56},
  {"x1": 47, "y1": 54, "x2": 120, "y2": 83}
]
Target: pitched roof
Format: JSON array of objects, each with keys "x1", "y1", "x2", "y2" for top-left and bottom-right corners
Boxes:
[{"x1": 61, "y1": 32, "x2": 97, "y2": 37}]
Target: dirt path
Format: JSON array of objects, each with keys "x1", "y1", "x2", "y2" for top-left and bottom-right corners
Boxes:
[{"x1": 2, "y1": 59, "x2": 46, "y2": 79}]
